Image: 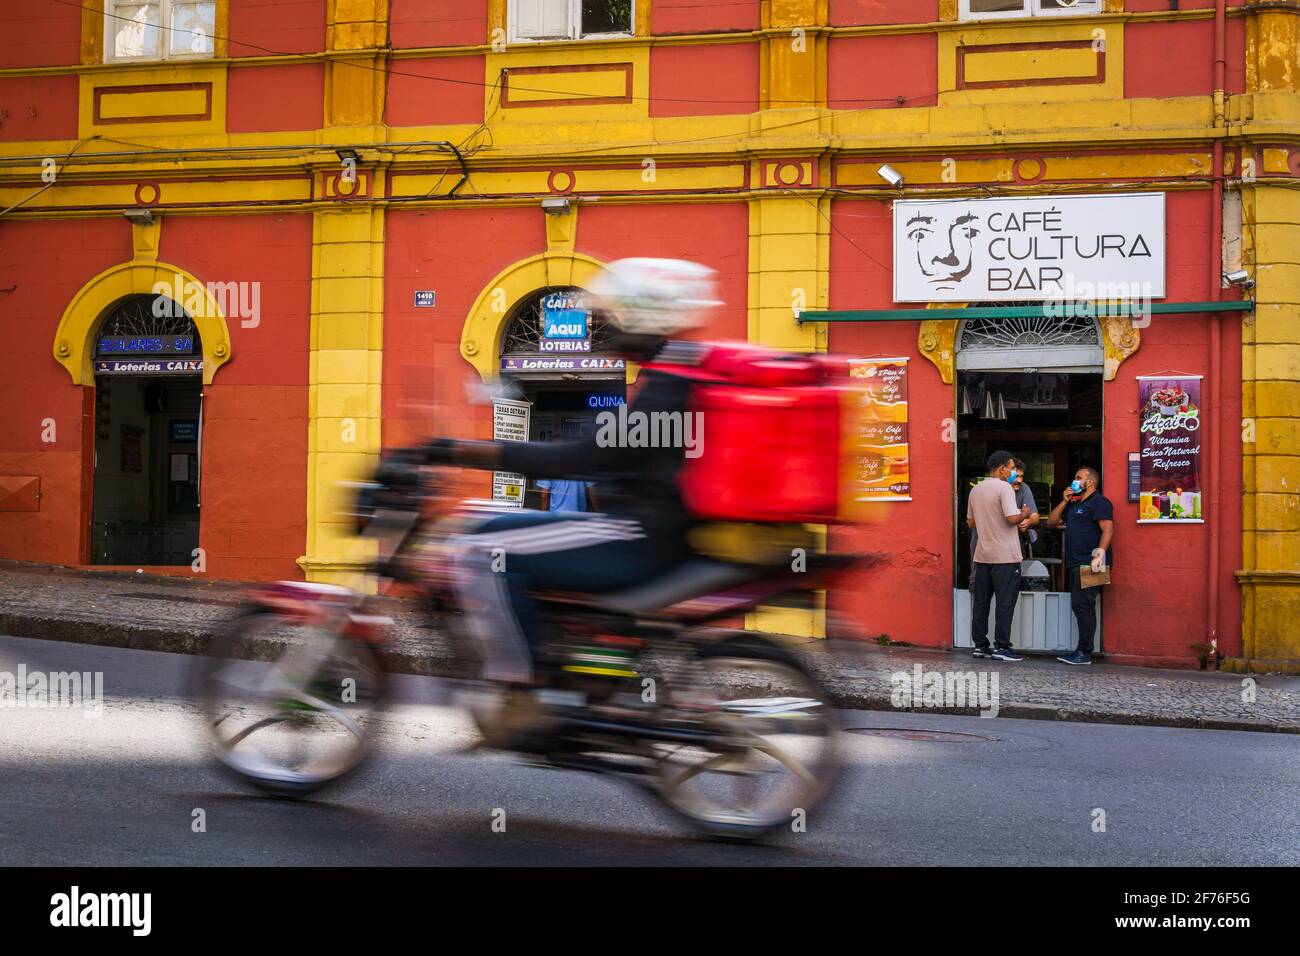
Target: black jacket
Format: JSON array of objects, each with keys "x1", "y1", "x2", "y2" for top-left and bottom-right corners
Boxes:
[{"x1": 496, "y1": 363, "x2": 696, "y2": 565}]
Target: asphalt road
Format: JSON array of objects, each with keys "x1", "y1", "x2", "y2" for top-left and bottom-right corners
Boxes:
[{"x1": 1, "y1": 634, "x2": 1296, "y2": 867}]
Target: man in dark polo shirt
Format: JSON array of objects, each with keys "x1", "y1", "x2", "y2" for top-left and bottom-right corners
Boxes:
[{"x1": 1045, "y1": 466, "x2": 1114, "y2": 665}]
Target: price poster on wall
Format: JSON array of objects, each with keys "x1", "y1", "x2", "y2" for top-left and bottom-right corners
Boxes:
[
  {"x1": 492, "y1": 398, "x2": 530, "y2": 508},
  {"x1": 848, "y1": 357, "x2": 911, "y2": 502},
  {"x1": 1137, "y1": 374, "x2": 1204, "y2": 523}
]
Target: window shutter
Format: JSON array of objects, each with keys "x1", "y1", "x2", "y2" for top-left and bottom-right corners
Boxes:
[{"x1": 514, "y1": 0, "x2": 572, "y2": 39}]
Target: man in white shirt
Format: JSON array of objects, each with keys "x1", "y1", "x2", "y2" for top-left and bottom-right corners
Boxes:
[{"x1": 966, "y1": 450, "x2": 1032, "y2": 661}]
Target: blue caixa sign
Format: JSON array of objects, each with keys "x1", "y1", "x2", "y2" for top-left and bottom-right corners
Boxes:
[
  {"x1": 414, "y1": 291, "x2": 436, "y2": 308},
  {"x1": 542, "y1": 293, "x2": 587, "y2": 339}
]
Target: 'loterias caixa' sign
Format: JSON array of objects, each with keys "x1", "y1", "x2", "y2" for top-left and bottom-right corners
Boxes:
[
  {"x1": 892, "y1": 192, "x2": 1166, "y2": 302},
  {"x1": 1137, "y1": 374, "x2": 1204, "y2": 524}
]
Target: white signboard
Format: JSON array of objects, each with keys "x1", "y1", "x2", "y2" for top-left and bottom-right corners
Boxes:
[
  {"x1": 892, "y1": 192, "x2": 1165, "y2": 302},
  {"x1": 492, "y1": 398, "x2": 530, "y2": 508}
]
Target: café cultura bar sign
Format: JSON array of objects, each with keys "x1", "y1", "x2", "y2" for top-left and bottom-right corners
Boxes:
[{"x1": 892, "y1": 192, "x2": 1166, "y2": 303}]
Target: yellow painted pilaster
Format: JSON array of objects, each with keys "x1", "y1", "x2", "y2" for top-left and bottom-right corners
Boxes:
[
  {"x1": 298, "y1": 204, "x2": 385, "y2": 583},
  {"x1": 747, "y1": 189, "x2": 829, "y2": 638},
  {"x1": 325, "y1": 0, "x2": 388, "y2": 142},
  {"x1": 763, "y1": 0, "x2": 827, "y2": 111},
  {"x1": 1233, "y1": 182, "x2": 1300, "y2": 672}
]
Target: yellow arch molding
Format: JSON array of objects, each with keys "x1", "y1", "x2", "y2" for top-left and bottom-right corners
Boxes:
[
  {"x1": 52, "y1": 261, "x2": 233, "y2": 386},
  {"x1": 460, "y1": 251, "x2": 607, "y2": 382}
]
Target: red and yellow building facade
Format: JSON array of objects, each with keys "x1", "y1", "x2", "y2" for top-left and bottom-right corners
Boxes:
[{"x1": 1, "y1": 0, "x2": 1297, "y2": 669}]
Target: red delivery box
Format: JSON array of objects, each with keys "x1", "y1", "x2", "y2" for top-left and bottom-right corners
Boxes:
[{"x1": 645, "y1": 343, "x2": 875, "y2": 524}]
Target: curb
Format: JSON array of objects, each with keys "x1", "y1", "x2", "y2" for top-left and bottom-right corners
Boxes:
[{"x1": 3, "y1": 610, "x2": 1296, "y2": 735}]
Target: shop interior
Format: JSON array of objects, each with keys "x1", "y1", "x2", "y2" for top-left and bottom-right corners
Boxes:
[
  {"x1": 955, "y1": 370, "x2": 1103, "y2": 592},
  {"x1": 91, "y1": 375, "x2": 202, "y2": 566}
]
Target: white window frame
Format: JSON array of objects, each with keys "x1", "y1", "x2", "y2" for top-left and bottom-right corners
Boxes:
[
  {"x1": 960, "y1": 0, "x2": 1102, "y2": 21},
  {"x1": 508, "y1": 0, "x2": 636, "y2": 44},
  {"x1": 104, "y1": 0, "x2": 216, "y2": 64}
]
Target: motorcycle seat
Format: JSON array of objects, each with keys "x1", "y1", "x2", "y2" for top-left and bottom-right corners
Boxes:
[{"x1": 537, "y1": 559, "x2": 763, "y2": 616}]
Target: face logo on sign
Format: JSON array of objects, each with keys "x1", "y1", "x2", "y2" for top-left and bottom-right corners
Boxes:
[{"x1": 905, "y1": 211, "x2": 981, "y2": 290}]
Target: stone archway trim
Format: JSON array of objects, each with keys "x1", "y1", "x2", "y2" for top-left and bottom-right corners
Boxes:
[
  {"x1": 52, "y1": 261, "x2": 233, "y2": 386},
  {"x1": 459, "y1": 251, "x2": 607, "y2": 382}
]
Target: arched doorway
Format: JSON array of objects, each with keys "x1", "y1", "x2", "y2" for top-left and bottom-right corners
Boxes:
[
  {"x1": 90, "y1": 295, "x2": 203, "y2": 565},
  {"x1": 494, "y1": 286, "x2": 626, "y2": 510},
  {"x1": 953, "y1": 307, "x2": 1105, "y2": 653}
]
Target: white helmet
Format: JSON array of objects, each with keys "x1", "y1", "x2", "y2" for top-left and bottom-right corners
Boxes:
[{"x1": 588, "y1": 258, "x2": 721, "y2": 337}]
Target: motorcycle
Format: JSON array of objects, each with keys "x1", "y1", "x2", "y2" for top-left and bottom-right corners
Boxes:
[{"x1": 194, "y1": 452, "x2": 870, "y2": 841}]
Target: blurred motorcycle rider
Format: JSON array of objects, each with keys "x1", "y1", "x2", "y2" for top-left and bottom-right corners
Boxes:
[{"x1": 422, "y1": 259, "x2": 719, "y2": 697}]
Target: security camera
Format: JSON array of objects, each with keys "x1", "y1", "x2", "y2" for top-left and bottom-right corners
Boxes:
[
  {"x1": 122, "y1": 208, "x2": 155, "y2": 225},
  {"x1": 1223, "y1": 269, "x2": 1255, "y2": 290},
  {"x1": 541, "y1": 197, "x2": 572, "y2": 215},
  {"x1": 877, "y1": 164, "x2": 905, "y2": 188}
]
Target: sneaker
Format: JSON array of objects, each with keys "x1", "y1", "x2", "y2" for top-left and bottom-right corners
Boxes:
[
  {"x1": 1057, "y1": 650, "x2": 1093, "y2": 666},
  {"x1": 990, "y1": 648, "x2": 1024, "y2": 662},
  {"x1": 971, "y1": 647, "x2": 994, "y2": 659}
]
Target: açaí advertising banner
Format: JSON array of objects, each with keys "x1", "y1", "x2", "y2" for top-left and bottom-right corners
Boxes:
[
  {"x1": 1137, "y1": 374, "x2": 1203, "y2": 523},
  {"x1": 848, "y1": 358, "x2": 910, "y2": 502}
]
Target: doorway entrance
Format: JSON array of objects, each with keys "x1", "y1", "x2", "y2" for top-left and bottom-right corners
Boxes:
[
  {"x1": 90, "y1": 296, "x2": 202, "y2": 565},
  {"x1": 496, "y1": 286, "x2": 626, "y2": 511},
  {"x1": 952, "y1": 310, "x2": 1104, "y2": 652}
]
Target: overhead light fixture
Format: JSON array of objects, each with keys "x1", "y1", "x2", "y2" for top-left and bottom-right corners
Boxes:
[
  {"x1": 877, "y1": 164, "x2": 904, "y2": 188},
  {"x1": 335, "y1": 148, "x2": 361, "y2": 164},
  {"x1": 541, "y1": 197, "x2": 571, "y2": 216},
  {"x1": 959, "y1": 386, "x2": 973, "y2": 416},
  {"x1": 122, "y1": 208, "x2": 154, "y2": 225},
  {"x1": 982, "y1": 389, "x2": 996, "y2": 420},
  {"x1": 994, "y1": 393, "x2": 1007, "y2": 421}
]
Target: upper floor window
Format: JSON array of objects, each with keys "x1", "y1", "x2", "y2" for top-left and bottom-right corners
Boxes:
[
  {"x1": 510, "y1": 0, "x2": 634, "y2": 43},
  {"x1": 106, "y1": 1, "x2": 215, "y2": 62},
  {"x1": 961, "y1": 0, "x2": 1101, "y2": 19}
]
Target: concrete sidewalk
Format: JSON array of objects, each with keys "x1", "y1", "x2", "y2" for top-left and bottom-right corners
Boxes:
[{"x1": 1, "y1": 559, "x2": 1296, "y2": 734}]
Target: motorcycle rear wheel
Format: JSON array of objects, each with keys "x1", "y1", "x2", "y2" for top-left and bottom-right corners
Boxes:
[{"x1": 650, "y1": 636, "x2": 840, "y2": 841}]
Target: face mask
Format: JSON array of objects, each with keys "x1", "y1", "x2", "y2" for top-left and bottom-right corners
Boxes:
[
  {"x1": 1007, "y1": 470, "x2": 1019, "y2": 484},
  {"x1": 1070, "y1": 479, "x2": 1084, "y2": 494}
]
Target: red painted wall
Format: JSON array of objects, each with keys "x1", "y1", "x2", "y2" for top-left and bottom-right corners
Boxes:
[
  {"x1": 0, "y1": 2, "x2": 81, "y2": 69},
  {"x1": 227, "y1": 64, "x2": 325, "y2": 133},
  {"x1": 1125, "y1": 16, "x2": 1246, "y2": 98},
  {"x1": 830, "y1": 0, "x2": 939, "y2": 26},
  {"x1": 1124, "y1": 0, "x2": 1249, "y2": 11},
  {"x1": 156, "y1": 214, "x2": 313, "y2": 580},
  {"x1": 228, "y1": 0, "x2": 327, "y2": 57},
  {"x1": 651, "y1": 0, "x2": 761, "y2": 35},
  {"x1": 826, "y1": 199, "x2": 952, "y2": 647},
  {"x1": 390, "y1": 0, "x2": 488, "y2": 47},
  {"x1": 383, "y1": 206, "x2": 546, "y2": 460},
  {"x1": 381, "y1": 203, "x2": 750, "y2": 498},
  {"x1": 575, "y1": 202, "x2": 749, "y2": 341},
  {"x1": 0, "y1": 218, "x2": 132, "y2": 566},
  {"x1": 649, "y1": 43, "x2": 760, "y2": 117},
  {"x1": 825, "y1": 191, "x2": 1242, "y2": 666},
  {"x1": 386, "y1": 56, "x2": 486, "y2": 127},
  {"x1": 0, "y1": 75, "x2": 79, "y2": 143},
  {"x1": 828, "y1": 33, "x2": 939, "y2": 109}
]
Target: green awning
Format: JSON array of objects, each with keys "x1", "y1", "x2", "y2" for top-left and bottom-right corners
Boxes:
[{"x1": 796, "y1": 301, "x2": 1255, "y2": 323}]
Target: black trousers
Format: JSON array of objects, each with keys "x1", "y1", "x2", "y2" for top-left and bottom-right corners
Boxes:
[
  {"x1": 1069, "y1": 564, "x2": 1099, "y2": 655},
  {"x1": 971, "y1": 562, "x2": 1020, "y2": 651}
]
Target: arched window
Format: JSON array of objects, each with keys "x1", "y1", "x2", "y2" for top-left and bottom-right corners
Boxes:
[
  {"x1": 956, "y1": 302, "x2": 1102, "y2": 371},
  {"x1": 500, "y1": 286, "x2": 619, "y2": 356}
]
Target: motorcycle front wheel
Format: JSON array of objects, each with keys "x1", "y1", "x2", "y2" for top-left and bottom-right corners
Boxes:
[{"x1": 194, "y1": 609, "x2": 388, "y2": 797}]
